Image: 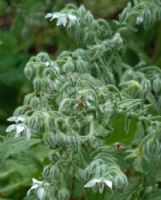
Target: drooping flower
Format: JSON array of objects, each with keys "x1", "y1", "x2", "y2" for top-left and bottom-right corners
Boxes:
[
  {"x1": 6, "y1": 115, "x2": 31, "y2": 139},
  {"x1": 84, "y1": 177, "x2": 112, "y2": 193},
  {"x1": 27, "y1": 178, "x2": 50, "y2": 200},
  {"x1": 6, "y1": 123, "x2": 31, "y2": 139},
  {"x1": 45, "y1": 12, "x2": 78, "y2": 27}
]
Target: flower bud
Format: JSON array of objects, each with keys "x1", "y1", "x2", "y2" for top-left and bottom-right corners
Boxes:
[
  {"x1": 33, "y1": 77, "x2": 42, "y2": 91},
  {"x1": 113, "y1": 174, "x2": 128, "y2": 190},
  {"x1": 111, "y1": 33, "x2": 123, "y2": 49},
  {"x1": 14, "y1": 105, "x2": 32, "y2": 115},
  {"x1": 62, "y1": 60, "x2": 74, "y2": 73},
  {"x1": 24, "y1": 62, "x2": 35, "y2": 79},
  {"x1": 144, "y1": 137, "x2": 159, "y2": 156},
  {"x1": 37, "y1": 52, "x2": 50, "y2": 63},
  {"x1": 43, "y1": 77, "x2": 55, "y2": 90},
  {"x1": 28, "y1": 112, "x2": 45, "y2": 134},
  {"x1": 24, "y1": 93, "x2": 35, "y2": 105},
  {"x1": 58, "y1": 188, "x2": 70, "y2": 200},
  {"x1": 153, "y1": 76, "x2": 161, "y2": 94}
]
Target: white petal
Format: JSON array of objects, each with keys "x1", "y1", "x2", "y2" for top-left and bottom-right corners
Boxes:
[
  {"x1": 136, "y1": 16, "x2": 144, "y2": 24},
  {"x1": 16, "y1": 125, "x2": 24, "y2": 134},
  {"x1": 51, "y1": 13, "x2": 62, "y2": 21},
  {"x1": 45, "y1": 61, "x2": 49, "y2": 66},
  {"x1": 27, "y1": 184, "x2": 39, "y2": 196},
  {"x1": 98, "y1": 183, "x2": 104, "y2": 193},
  {"x1": 17, "y1": 116, "x2": 25, "y2": 122},
  {"x1": 68, "y1": 14, "x2": 77, "y2": 21},
  {"x1": 32, "y1": 178, "x2": 42, "y2": 185},
  {"x1": 45, "y1": 13, "x2": 53, "y2": 19},
  {"x1": 37, "y1": 188, "x2": 45, "y2": 200},
  {"x1": 84, "y1": 179, "x2": 98, "y2": 188},
  {"x1": 7, "y1": 116, "x2": 17, "y2": 122},
  {"x1": 7, "y1": 115, "x2": 25, "y2": 123},
  {"x1": 104, "y1": 179, "x2": 113, "y2": 189},
  {"x1": 56, "y1": 16, "x2": 67, "y2": 26},
  {"x1": 44, "y1": 182, "x2": 50, "y2": 186},
  {"x1": 15, "y1": 131, "x2": 21, "y2": 138},
  {"x1": 6, "y1": 124, "x2": 16, "y2": 132},
  {"x1": 25, "y1": 127, "x2": 31, "y2": 140}
]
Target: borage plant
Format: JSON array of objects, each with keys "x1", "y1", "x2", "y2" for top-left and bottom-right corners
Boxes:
[{"x1": 4, "y1": 0, "x2": 161, "y2": 199}]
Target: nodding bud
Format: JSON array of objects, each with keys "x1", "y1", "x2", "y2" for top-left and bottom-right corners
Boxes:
[
  {"x1": 113, "y1": 173, "x2": 128, "y2": 190},
  {"x1": 77, "y1": 60, "x2": 88, "y2": 72},
  {"x1": 37, "y1": 52, "x2": 50, "y2": 63},
  {"x1": 24, "y1": 62, "x2": 35, "y2": 79},
  {"x1": 144, "y1": 137, "x2": 159, "y2": 156},
  {"x1": 153, "y1": 76, "x2": 161, "y2": 94},
  {"x1": 14, "y1": 105, "x2": 32, "y2": 116},
  {"x1": 33, "y1": 77, "x2": 42, "y2": 91},
  {"x1": 30, "y1": 96, "x2": 42, "y2": 109},
  {"x1": 111, "y1": 33, "x2": 123, "y2": 49},
  {"x1": 48, "y1": 151, "x2": 60, "y2": 162},
  {"x1": 62, "y1": 61, "x2": 75, "y2": 73},
  {"x1": 58, "y1": 188, "x2": 70, "y2": 200},
  {"x1": 28, "y1": 112, "x2": 45, "y2": 133},
  {"x1": 43, "y1": 77, "x2": 55, "y2": 90},
  {"x1": 24, "y1": 93, "x2": 35, "y2": 105}
]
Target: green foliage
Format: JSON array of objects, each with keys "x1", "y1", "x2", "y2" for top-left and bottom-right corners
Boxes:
[
  {"x1": 0, "y1": 136, "x2": 49, "y2": 199},
  {"x1": 1, "y1": 0, "x2": 161, "y2": 199}
]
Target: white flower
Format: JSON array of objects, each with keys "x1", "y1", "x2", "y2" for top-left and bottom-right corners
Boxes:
[
  {"x1": 45, "y1": 61, "x2": 50, "y2": 67},
  {"x1": 45, "y1": 12, "x2": 77, "y2": 27},
  {"x1": 84, "y1": 177, "x2": 112, "y2": 193},
  {"x1": 6, "y1": 123, "x2": 31, "y2": 139},
  {"x1": 27, "y1": 178, "x2": 50, "y2": 200},
  {"x1": 136, "y1": 16, "x2": 144, "y2": 25},
  {"x1": 7, "y1": 115, "x2": 25, "y2": 123}
]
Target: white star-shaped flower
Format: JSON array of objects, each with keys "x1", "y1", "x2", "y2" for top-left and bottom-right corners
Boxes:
[
  {"x1": 45, "y1": 12, "x2": 78, "y2": 27},
  {"x1": 27, "y1": 178, "x2": 50, "y2": 200},
  {"x1": 84, "y1": 177, "x2": 112, "y2": 193},
  {"x1": 6, "y1": 123, "x2": 31, "y2": 139}
]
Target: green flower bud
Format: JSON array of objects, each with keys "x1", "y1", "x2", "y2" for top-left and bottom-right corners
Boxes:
[
  {"x1": 24, "y1": 62, "x2": 35, "y2": 79},
  {"x1": 33, "y1": 77, "x2": 42, "y2": 91},
  {"x1": 24, "y1": 93, "x2": 35, "y2": 105},
  {"x1": 113, "y1": 173, "x2": 128, "y2": 190},
  {"x1": 62, "y1": 59, "x2": 75, "y2": 73},
  {"x1": 58, "y1": 188, "x2": 70, "y2": 200},
  {"x1": 144, "y1": 137, "x2": 159, "y2": 156},
  {"x1": 14, "y1": 105, "x2": 32, "y2": 115},
  {"x1": 37, "y1": 52, "x2": 50, "y2": 63},
  {"x1": 111, "y1": 33, "x2": 123, "y2": 49},
  {"x1": 43, "y1": 163, "x2": 61, "y2": 180},
  {"x1": 43, "y1": 77, "x2": 55, "y2": 90},
  {"x1": 153, "y1": 76, "x2": 161, "y2": 94},
  {"x1": 28, "y1": 112, "x2": 45, "y2": 134}
]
